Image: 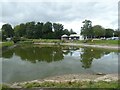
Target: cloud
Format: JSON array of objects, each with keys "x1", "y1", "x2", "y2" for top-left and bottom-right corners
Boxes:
[{"x1": 0, "y1": 0, "x2": 118, "y2": 33}]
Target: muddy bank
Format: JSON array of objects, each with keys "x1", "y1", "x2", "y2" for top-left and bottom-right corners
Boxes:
[
  {"x1": 41, "y1": 73, "x2": 118, "y2": 83},
  {"x1": 34, "y1": 43, "x2": 120, "y2": 50},
  {"x1": 9, "y1": 73, "x2": 118, "y2": 88}
]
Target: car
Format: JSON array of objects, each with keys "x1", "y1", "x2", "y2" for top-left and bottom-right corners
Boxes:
[{"x1": 111, "y1": 37, "x2": 119, "y2": 40}]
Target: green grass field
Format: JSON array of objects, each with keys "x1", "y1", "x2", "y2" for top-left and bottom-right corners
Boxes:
[
  {"x1": 0, "y1": 41, "x2": 14, "y2": 48},
  {"x1": 75, "y1": 40, "x2": 119, "y2": 46}
]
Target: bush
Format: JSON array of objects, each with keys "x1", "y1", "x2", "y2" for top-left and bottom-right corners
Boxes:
[{"x1": 12, "y1": 37, "x2": 20, "y2": 43}]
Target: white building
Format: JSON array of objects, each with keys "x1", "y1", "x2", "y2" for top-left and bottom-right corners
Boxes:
[
  {"x1": 61, "y1": 34, "x2": 84, "y2": 40},
  {"x1": 69, "y1": 34, "x2": 80, "y2": 40},
  {"x1": 61, "y1": 34, "x2": 69, "y2": 40}
]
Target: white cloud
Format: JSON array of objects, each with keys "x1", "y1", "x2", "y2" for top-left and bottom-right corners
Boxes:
[
  {"x1": 0, "y1": 0, "x2": 119, "y2": 3},
  {"x1": 0, "y1": 0, "x2": 118, "y2": 33},
  {"x1": 0, "y1": 22, "x2": 6, "y2": 29},
  {"x1": 60, "y1": 21, "x2": 83, "y2": 34}
]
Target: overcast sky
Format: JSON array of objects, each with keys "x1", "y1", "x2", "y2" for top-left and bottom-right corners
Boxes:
[{"x1": 0, "y1": 0, "x2": 119, "y2": 34}]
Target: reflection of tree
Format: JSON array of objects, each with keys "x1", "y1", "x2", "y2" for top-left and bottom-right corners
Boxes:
[
  {"x1": 2, "y1": 45, "x2": 114, "y2": 66},
  {"x1": 80, "y1": 47, "x2": 111, "y2": 69},
  {"x1": 2, "y1": 49, "x2": 14, "y2": 59},
  {"x1": 2, "y1": 46, "x2": 64, "y2": 63}
]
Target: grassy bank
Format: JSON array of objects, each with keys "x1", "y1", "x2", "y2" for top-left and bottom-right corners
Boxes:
[
  {"x1": 1, "y1": 81, "x2": 119, "y2": 89},
  {"x1": 85, "y1": 40, "x2": 119, "y2": 46},
  {"x1": 1, "y1": 39, "x2": 118, "y2": 49},
  {"x1": 22, "y1": 81, "x2": 119, "y2": 88},
  {"x1": 0, "y1": 41, "x2": 14, "y2": 48},
  {"x1": 72, "y1": 40, "x2": 119, "y2": 46},
  {"x1": 32, "y1": 39, "x2": 62, "y2": 43},
  {"x1": 1, "y1": 39, "x2": 119, "y2": 47},
  {"x1": 31, "y1": 39, "x2": 119, "y2": 46},
  {"x1": 0, "y1": 84, "x2": 10, "y2": 90}
]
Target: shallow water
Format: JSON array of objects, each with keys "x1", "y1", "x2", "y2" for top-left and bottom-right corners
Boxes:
[{"x1": 1, "y1": 45, "x2": 119, "y2": 83}]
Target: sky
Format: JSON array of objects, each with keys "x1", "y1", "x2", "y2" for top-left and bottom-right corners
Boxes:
[{"x1": 0, "y1": 0, "x2": 119, "y2": 34}]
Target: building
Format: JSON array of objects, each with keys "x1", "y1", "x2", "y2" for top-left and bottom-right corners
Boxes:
[
  {"x1": 69, "y1": 34, "x2": 80, "y2": 40},
  {"x1": 61, "y1": 34, "x2": 84, "y2": 40},
  {"x1": 61, "y1": 34, "x2": 69, "y2": 40}
]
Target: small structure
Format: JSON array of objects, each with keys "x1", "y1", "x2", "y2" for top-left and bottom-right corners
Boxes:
[
  {"x1": 69, "y1": 34, "x2": 80, "y2": 40},
  {"x1": 61, "y1": 34, "x2": 83, "y2": 40},
  {"x1": 61, "y1": 34, "x2": 69, "y2": 40},
  {"x1": 6, "y1": 37, "x2": 12, "y2": 41}
]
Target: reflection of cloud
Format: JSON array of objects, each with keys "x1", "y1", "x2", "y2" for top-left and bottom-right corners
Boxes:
[{"x1": 71, "y1": 51, "x2": 80, "y2": 57}]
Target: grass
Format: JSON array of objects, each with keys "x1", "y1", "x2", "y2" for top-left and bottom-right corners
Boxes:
[
  {"x1": 16, "y1": 81, "x2": 119, "y2": 88},
  {"x1": 0, "y1": 84, "x2": 11, "y2": 90},
  {"x1": 72, "y1": 40, "x2": 119, "y2": 45},
  {"x1": 18, "y1": 39, "x2": 63, "y2": 45},
  {"x1": 0, "y1": 41, "x2": 14, "y2": 48},
  {"x1": 1, "y1": 39, "x2": 118, "y2": 48},
  {"x1": 32, "y1": 39, "x2": 62, "y2": 43},
  {"x1": 86, "y1": 40, "x2": 118, "y2": 46},
  {"x1": 5, "y1": 38, "x2": 118, "y2": 46},
  {"x1": 31, "y1": 39, "x2": 119, "y2": 46}
]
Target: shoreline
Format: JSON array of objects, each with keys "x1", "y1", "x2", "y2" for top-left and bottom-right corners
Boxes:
[
  {"x1": 7, "y1": 73, "x2": 118, "y2": 88},
  {"x1": 42, "y1": 73, "x2": 118, "y2": 82},
  {"x1": 34, "y1": 42, "x2": 120, "y2": 50}
]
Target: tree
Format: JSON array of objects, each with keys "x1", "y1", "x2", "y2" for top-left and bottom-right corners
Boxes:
[
  {"x1": 25, "y1": 21, "x2": 36, "y2": 39},
  {"x1": 42, "y1": 22, "x2": 53, "y2": 39},
  {"x1": 81, "y1": 20, "x2": 92, "y2": 39},
  {"x1": 2, "y1": 24, "x2": 14, "y2": 40},
  {"x1": 92, "y1": 25, "x2": 105, "y2": 38},
  {"x1": 105, "y1": 29, "x2": 114, "y2": 38},
  {"x1": 53, "y1": 23, "x2": 64, "y2": 39},
  {"x1": 114, "y1": 29, "x2": 120, "y2": 37},
  {"x1": 69, "y1": 29, "x2": 76, "y2": 34},
  {"x1": 14, "y1": 23, "x2": 26, "y2": 37},
  {"x1": 62, "y1": 29, "x2": 70, "y2": 36},
  {"x1": 34, "y1": 22, "x2": 44, "y2": 39}
]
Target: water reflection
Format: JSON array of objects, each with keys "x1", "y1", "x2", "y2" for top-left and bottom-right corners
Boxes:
[
  {"x1": 80, "y1": 47, "x2": 111, "y2": 69},
  {"x1": 2, "y1": 45, "x2": 115, "y2": 69},
  {"x1": 3, "y1": 45, "x2": 65, "y2": 63}
]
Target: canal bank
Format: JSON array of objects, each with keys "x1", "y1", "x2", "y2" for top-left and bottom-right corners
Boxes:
[
  {"x1": 34, "y1": 42, "x2": 120, "y2": 50},
  {"x1": 2, "y1": 73, "x2": 119, "y2": 88}
]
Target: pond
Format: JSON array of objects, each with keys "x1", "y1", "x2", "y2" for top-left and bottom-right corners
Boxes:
[{"x1": 1, "y1": 45, "x2": 119, "y2": 83}]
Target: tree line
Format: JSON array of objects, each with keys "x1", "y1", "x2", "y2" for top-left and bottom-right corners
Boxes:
[
  {"x1": 1, "y1": 20, "x2": 119, "y2": 41},
  {"x1": 1, "y1": 21, "x2": 76, "y2": 41},
  {"x1": 81, "y1": 20, "x2": 119, "y2": 39}
]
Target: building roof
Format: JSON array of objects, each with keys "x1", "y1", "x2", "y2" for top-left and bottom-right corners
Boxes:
[
  {"x1": 61, "y1": 34, "x2": 68, "y2": 37},
  {"x1": 69, "y1": 34, "x2": 80, "y2": 37}
]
